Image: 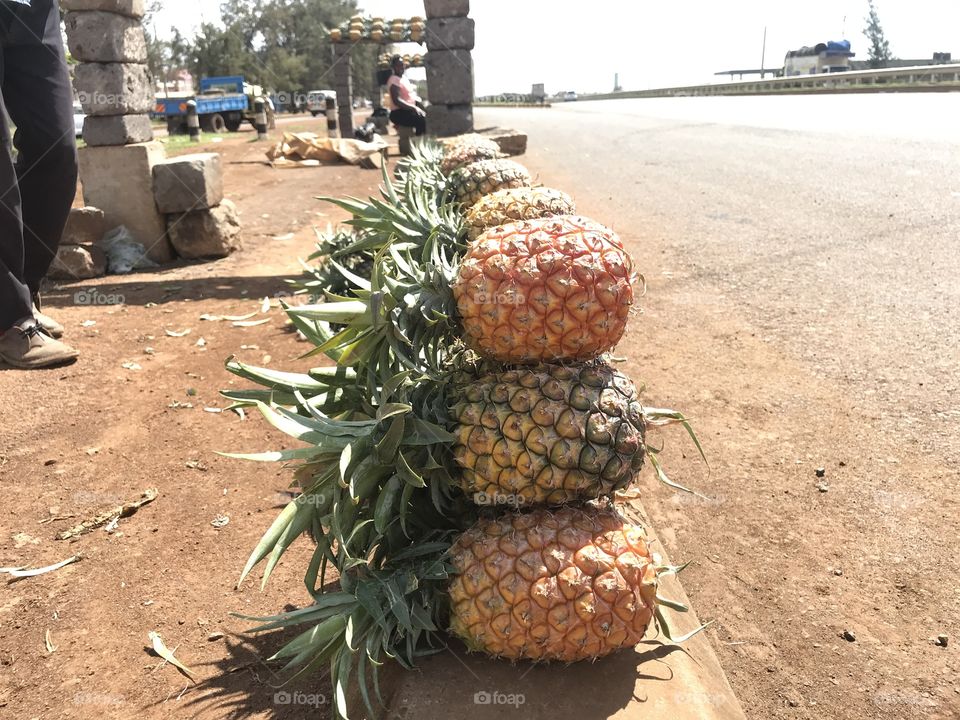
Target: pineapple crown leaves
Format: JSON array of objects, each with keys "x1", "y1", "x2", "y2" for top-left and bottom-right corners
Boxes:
[
  {"x1": 641, "y1": 407, "x2": 710, "y2": 497},
  {"x1": 316, "y1": 164, "x2": 464, "y2": 256},
  {"x1": 284, "y1": 234, "x2": 464, "y2": 383},
  {"x1": 234, "y1": 547, "x2": 456, "y2": 720},
  {"x1": 394, "y1": 137, "x2": 447, "y2": 194},
  {"x1": 221, "y1": 358, "x2": 476, "y2": 591}
]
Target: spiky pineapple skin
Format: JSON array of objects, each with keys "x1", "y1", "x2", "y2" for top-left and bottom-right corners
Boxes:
[
  {"x1": 452, "y1": 215, "x2": 633, "y2": 364},
  {"x1": 440, "y1": 135, "x2": 503, "y2": 175},
  {"x1": 450, "y1": 362, "x2": 646, "y2": 506},
  {"x1": 448, "y1": 159, "x2": 531, "y2": 209},
  {"x1": 464, "y1": 187, "x2": 575, "y2": 241},
  {"x1": 447, "y1": 505, "x2": 659, "y2": 661}
]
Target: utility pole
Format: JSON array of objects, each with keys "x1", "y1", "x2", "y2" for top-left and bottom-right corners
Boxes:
[{"x1": 760, "y1": 26, "x2": 767, "y2": 79}]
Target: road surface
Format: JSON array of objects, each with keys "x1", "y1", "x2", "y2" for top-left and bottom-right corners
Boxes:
[{"x1": 476, "y1": 95, "x2": 960, "y2": 719}]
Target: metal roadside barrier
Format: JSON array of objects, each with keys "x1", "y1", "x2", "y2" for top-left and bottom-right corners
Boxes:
[{"x1": 583, "y1": 62, "x2": 960, "y2": 100}]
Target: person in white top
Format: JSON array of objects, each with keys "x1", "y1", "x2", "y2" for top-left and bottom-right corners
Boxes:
[{"x1": 386, "y1": 55, "x2": 426, "y2": 135}]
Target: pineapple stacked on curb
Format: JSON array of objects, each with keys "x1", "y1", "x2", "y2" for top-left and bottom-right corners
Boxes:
[{"x1": 222, "y1": 133, "x2": 707, "y2": 719}]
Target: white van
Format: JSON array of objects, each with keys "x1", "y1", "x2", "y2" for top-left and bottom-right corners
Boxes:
[{"x1": 307, "y1": 90, "x2": 335, "y2": 116}]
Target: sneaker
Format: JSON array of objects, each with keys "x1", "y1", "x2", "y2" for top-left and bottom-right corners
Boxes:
[
  {"x1": 32, "y1": 303, "x2": 64, "y2": 338},
  {"x1": 0, "y1": 318, "x2": 78, "y2": 368}
]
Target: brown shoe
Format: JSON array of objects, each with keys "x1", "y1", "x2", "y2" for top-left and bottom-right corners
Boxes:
[
  {"x1": 0, "y1": 318, "x2": 78, "y2": 368},
  {"x1": 32, "y1": 303, "x2": 64, "y2": 338}
]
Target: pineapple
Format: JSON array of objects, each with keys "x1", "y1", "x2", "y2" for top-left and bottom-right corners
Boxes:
[
  {"x1": 440, "y1": 134, "x2": 504, "y2": 175},
  {"x1": 452, "y1": 215, "x2": 633, "y2": 364},
  {"x1": 464, "y1": 186, "x2": 575, "y2": 240},
  {"x1": 290, "y1": 214, "x2": 635, "y2": 377},
  {"x1": 448, "y1": 159, "x2": 532, "y2": 209},
  {"x1": 451, "y1": 362, "x2": 646, "y2": 505},
  {"x1": 448, "y1": 504, "x2": 660, "y2": 661}
]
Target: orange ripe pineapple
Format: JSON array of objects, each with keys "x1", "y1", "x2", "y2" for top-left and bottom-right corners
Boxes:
[
  {"x1": 448, "y1": 504, "x2": 660, "y2": 661},
  {"x1": 452, "y1": 215, "x2": 633, "y2": 364}
]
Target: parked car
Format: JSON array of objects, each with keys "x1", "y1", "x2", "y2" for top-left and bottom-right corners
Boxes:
[
  {"x1": 563, "y1": 91, "x2": 578, "y2": 101},
  {"x1": 307, "y1": 90, "x2": 336, "y2": 116},
  {"x1": 73, "y1": 103, "x2": 85, "y2": 137}
]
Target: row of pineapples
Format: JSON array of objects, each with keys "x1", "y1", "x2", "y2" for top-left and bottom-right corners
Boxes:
[
  {"x1": 223, "y1": 134, "x2": 705, "y2": 718},
  {"x1": 378, "y1": 52, "x2": 423, "y2": 69},
  {"x1": 328, "y1": 15, "x2": 425, "y2": 44}
]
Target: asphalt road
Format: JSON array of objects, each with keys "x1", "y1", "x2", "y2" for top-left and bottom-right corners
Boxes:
[{"x1": 474, "y1": 96, "x2": 960, "y2": 718}]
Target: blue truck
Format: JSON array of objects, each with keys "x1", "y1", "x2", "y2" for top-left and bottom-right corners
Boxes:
[{"x1": 155, "y1": 75, "x2": 275, "y2": 135}]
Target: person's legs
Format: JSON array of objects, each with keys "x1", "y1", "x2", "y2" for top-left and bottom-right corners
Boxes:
[
  {"x1": 0, "y1": 14, "x2": 32, "y2": 332},
  {"x1": 0, "y1": 0, "x2": 78, "y2": 366},
  {"x1": 1, "y1": 0, "x2": 78, "y2": 297},
  {"x1": 389, "y1": 108, "x2": 427, "y2": 136}
]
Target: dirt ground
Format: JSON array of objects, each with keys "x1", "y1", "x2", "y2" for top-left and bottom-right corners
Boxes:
[{"x1": 0, "y1": 115, "x2": 957, "y2": 720}]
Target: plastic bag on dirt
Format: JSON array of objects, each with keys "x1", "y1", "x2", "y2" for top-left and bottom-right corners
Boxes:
[{"x1": 101, "y1": 226, "x2": 159, "y2": 274}]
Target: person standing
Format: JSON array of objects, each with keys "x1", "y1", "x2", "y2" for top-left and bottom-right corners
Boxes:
[
  {"x1": 386, "y1": 55, "x2": 426, "y2": 136},
  {"x1": 0, "y1": 0, "x2": 79, "y2": 368}
]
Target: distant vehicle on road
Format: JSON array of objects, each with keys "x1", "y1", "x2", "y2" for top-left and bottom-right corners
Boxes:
[
  {"x1": 73, "y1": 103, "x2": 85, "y2": 138},
  {"x1": 563, "y1": 90, "x2": 578, "y2": 101},
  {"x1": 307, "y1": 90, "x2": 336, "y2": 116},
  {"x1": 156, "y1": 75, "x2": 275, "y2": 134}
]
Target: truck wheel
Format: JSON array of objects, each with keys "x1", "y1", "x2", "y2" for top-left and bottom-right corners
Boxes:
[
  {"x1": 206, "y1": 113, "x2": 227, "y2": 133},
  {"x1": 224, "y1": 115, "x2": 242, "y2": 132},
  {"x1": 166, "y1": 116, "x2": 184, "y2": 135}
]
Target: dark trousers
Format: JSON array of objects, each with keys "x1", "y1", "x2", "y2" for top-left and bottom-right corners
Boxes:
[
  {"x1": 0, "y1": 0, "x2": 78, "y2": 330},
  {"x1": 389, "y1": 107, "x2": 426, "y2": 136}
]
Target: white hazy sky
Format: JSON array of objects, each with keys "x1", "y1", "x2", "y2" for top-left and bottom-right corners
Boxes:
[{"x1": 152, "y1": 1, "x2": 960, "y2": 95}]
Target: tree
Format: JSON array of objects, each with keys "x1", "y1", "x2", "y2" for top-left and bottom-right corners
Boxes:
[
  {"x1": 863, "y1": 0, "x2": 894, "y2": 69},
  {"x1": 144, "y1": 0, "x2": 382, "y2": 100}
]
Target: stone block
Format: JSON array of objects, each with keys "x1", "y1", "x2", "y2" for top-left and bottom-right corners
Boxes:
[
  {"x1": 74, "y1": 62, "x2": 153, "y2": 116},
  {"x1": 47, "y1": 244, "x2": 107, "y2": 281},
  {"x1": 152, "y1": 153, "x2": 223, "y2": 214},
  {"x1": 425, "y1": 50, "x2": 474, "y2": 105},
  {"x1": 427, "y1": 103, "x2": 473, "y2": 137},
  {"x1": 82, "y1": 114, "x2": 153, "y2": 146},
  {"x1": 60, "y1": 0, "x2": 144, "y2": 18},
  {"x1": 78, "y1": 141, "x2": 173, "y2": 263},
  {"x1": 425, "y1": 17, "x2": 475, "y2": 50},
  {"x1": 167, "y1": 199, "x2": 242, "y2": 259},
  {"x1": 64, "y1": 12, "x2": 147, "y2": 63},
  {"x1": 423, "y1": 0, "x2": 469, "y2": 17},
  {"x1": 62, "y1": 206, "x2": 108, "y2": 245},
  {"x1": 480, "y1": 128, "x2": 527, "y2": 156}
]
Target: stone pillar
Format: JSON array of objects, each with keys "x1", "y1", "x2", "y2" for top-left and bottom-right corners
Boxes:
[
  {"x1": 423, "y1": 0, "x2": 474, "y2": 137},
  {"x1": 63, "y1": 0, "x2": 173, "y2": 262},
  {"x1": 333, "y1": 44, "x2": 354, "y2": 138}
]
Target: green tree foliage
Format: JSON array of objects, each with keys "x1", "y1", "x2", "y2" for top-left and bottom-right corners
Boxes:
[
  {"x1": 863, "y1": 0, "x2": 894, "y2": 69},
  {"x1": 148, "y1": 0, "x2": 381, "y2": 101}
]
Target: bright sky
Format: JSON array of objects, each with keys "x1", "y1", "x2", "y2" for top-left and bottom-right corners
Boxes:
[{"x1": 152, "y1": 0, "x2": 960, "y2": 94}]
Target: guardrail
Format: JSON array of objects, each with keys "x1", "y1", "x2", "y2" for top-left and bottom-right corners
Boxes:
[{"x1": 582, "y1": 63, "x2": 960, "y2": 100}]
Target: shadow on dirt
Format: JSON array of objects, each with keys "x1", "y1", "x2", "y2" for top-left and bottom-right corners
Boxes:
[{"x1": 40, "y1": 274, "x2": 305, "y2": 309}]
